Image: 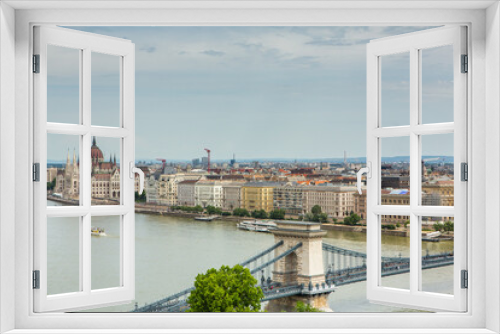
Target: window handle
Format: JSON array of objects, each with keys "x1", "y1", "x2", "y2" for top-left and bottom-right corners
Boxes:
[
  {"x1": 356, "y1": 162, "x2": 371, "y2": 195},
  {"x1": 130, "y1": 162, "x2": 145, "y2": 194}
]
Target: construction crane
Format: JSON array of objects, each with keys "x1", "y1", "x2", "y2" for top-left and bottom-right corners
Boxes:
[
  {"x1": 204, "y1": 148, "x2": 211, "y2": 173},
  {"x1": 156, "y1": 158, "x2": 166, "y2": 172}
]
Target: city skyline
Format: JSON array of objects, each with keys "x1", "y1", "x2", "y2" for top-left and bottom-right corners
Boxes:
[{"x1": 47, "y1": 26, "x2": 454, "y2": 161}]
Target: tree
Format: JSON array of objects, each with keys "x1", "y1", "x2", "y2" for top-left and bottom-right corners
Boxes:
[
  {"x1": 343, "y1": 212, "x2": 361, "y2": 226},
  {"x1": 433, "y1": 222, "x2": 443, "y2": 232},
  {"x1": 304, "y1": 212, "x2": 328, "y2": 223},
  {"x1": 206, "y1": 205, "x2": 222, "y2": 215},
  {"x1": 294, "y1": 301, "x2": 322, "y2": 312},
  {"x1": 311, "y1": 205, "x2": 322, "y2": 215},
  {"x1": 269, "y1": 208, "x2": 286, "y2": 220},
  {"x1": 47, "y1": 177, "x2": 56, "y2": 191},
  {"x1": 233, "y1": 208, "x2": 250, "y2": 217},
  {"x1": 134, "y1": 190, "x2": 146, "y2": 202},
  {"x1": 318, "y1": 213, "x2": 328, "y2": 223},
  {"x1": 187, "y1": 264, "x2": 264, "y2": 312},
  {"x1": 251, "y1": 209, "x2": 268, "y2": 219},
  {"x1": 444, "y1": 221, "x2": 454, "y2": 232}
]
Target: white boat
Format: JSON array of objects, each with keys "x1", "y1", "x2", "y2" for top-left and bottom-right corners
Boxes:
[
  {"x1": 194, "y1": 215, "x2": 218, "y2": 222},
  {"x1": 91, "y1": 227, "x2": 107, "y2": 236},
  {"x1": 238, "y1": 220, "x2": 277, "y2": 233}
]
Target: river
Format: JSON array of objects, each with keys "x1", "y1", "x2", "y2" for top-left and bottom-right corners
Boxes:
[{"x1": 47, "y1": 200, "x2": 454, "y2": 312}]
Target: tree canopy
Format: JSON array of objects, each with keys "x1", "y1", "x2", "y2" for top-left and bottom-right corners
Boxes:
[
  {"x1": 233, "y1": 208, "x2": 250, "y2": 217},
  {"x1": 187, "y1": 264, "x2": 264, "y2": 312},
  {"x1": 311, "y1": 205, "x2": 322, "y2": 215},
  {"x1": 269, "y1": 208, "x2": 286, "y2": 220},
  {"x1": 294, "y1": 301, "x2": 322, "y2": 312},
  {"x1": 251, "y1": 209, "x2": 268, "y2": 219},
  {"x1": 343, "y1": 212, "x2": 362, "y2": 226}
]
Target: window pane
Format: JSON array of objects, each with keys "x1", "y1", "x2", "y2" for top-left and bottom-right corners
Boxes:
[
  {"x1": 380, "y1": 215, "x2": 410, "y2": 290},
  {"x1": 92, "y1": 52, "x2": 121, "y2": 127},
  {"x1": 421, "y1": 45, "x2": 454, "y2": 124},
  {"x1": 91, "y1": 137, "x2": 121, "y2": 205},
  {"x1": 381, "y1": 52, "x2": 410, "y2": 127},
  {"x1": 47, "y1": 45, "x2": 80, "y2": 124},
  {"x1": 47, "y1": 134, "x2": 80, "y2": 206},
  {"x1": 421, "y1": 133, "x2": 454, "y2": 206},
  {"x1": 91, "y1": 215, "x2": 121, "y2": 290},
  {"x1": 421, "y1": 216, "x2": 454, "y2": 295},
  {"x1": 48, "y1": 217, "x2": 80, "y2": 295},
  {"x1": 381, "y1": 136, "x2": 410, "y2": 206}
]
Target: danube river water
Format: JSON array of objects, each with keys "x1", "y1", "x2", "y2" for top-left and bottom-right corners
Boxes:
[{"x1": 47, "y1": 200, "x2": 454, "y2": 313}]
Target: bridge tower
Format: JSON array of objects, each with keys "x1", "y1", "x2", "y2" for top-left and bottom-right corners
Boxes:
[{"x1": 266, "y1": 220, "x2": 333, "y2": 312}]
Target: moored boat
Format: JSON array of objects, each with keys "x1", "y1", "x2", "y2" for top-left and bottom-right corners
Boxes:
[
  {"x1": 194, "y1": 215, "x2": 218, "y2": 222},
  {"x1": 238, "y1": 220, "x2": 277, "y2": 233},
  {"x1": 91, "y1": 227, "x2": 107, "y2": 236}
]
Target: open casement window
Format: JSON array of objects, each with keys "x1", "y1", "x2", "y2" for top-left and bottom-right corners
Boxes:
[
  {"x1": 365, "y1": 26, "x2": 467, "y2": 312},
  {"x1": 33, "y1": 26, "x2": 140, "y2": 312}
]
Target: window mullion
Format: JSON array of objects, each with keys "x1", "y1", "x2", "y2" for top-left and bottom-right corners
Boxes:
[
  {"x1": 409, "y1": 47, "x2": 420, "y2": 294},
  {"x1": 81, "y1": 48, "x2": 92, "y2": 294}
]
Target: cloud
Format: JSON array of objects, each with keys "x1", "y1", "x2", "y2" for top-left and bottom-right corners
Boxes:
[
  {"x1": 200, "y1": 50, "x2": 225, "y2": 57},
  {"x1": 140, "y1": 46, "x2": 156, "y2": 53},
  {"x1": 306, "y1": 37, "x2": 372, "y2": 46}
]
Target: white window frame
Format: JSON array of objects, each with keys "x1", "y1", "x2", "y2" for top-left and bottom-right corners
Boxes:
[
  {"x1": 0, "y1": 1, "x2": 499, "y2": 333},
  {"x1": 366, "y1": 26, "x2": 468, "y2": 312},
  {"x1": 33, "y1": 26, "x2": 136, "y2": 312}
]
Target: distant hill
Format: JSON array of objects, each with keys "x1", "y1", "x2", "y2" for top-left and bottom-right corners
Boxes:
[{"x1": 133, "y1": 156, "x2": 454, "y2": 164}]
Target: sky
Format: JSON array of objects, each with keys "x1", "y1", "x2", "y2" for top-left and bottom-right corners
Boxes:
[{"x1": 46, "y1": 26, "x2": 454, "y2": 162}]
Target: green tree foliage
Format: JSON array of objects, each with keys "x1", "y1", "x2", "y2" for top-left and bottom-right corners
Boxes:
[
  {"x1": 433, "y1": 221, "x2": 454, "y2": 232},
  {"x1": 433, "y1": 222, "x2": 443, "y2": 232},
  {"x1": 343, "y1": 212, "x2": 362, "y2": 226},
  {"x1": 294, "y1": 301, "x2": 322, "y2": 312},
  {"x1": 233, "y1": 208, "x2": 250, "y2": 217},
  {"x1": 381, "y1": 224, "x2": 396, "y2": 230},
  {"x1": 444, "y1": 221, "x2": 454, "y2": 232},
  {"x1": 206, "y1": 205, "x2": 222, "y2": 215},
  {"x1": 134, "y1": 190, "x2": 147, "y2": 202},
  {"x1": 304, "y1": 212, "x2": 328, "y2": 223},
  {"x1": 187, "y1": 265, "x2": 264, "y2": 312},
  {"x1": 269, "y1": 209, "x2": 286, "y2": 220},
  {"x1": 311, "y1": 205, "x2": 322, "y2": 215},
  {"x1": 251, "y1": 209, "x2": 268, "y2": 219},
  {"x1": 47, "y1": 177, "x2": 56, "y2": 191},
  {"x1": 171, "y1": 205, "x2": 204, "y2": 213}
]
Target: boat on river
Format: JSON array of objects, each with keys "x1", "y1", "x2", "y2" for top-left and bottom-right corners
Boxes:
[
  {"x1": 194, "y1": 216, "x2": 218, "y2": 222},
  {"x1": 238, "y1": 220, "x2": 277, "y2": 233},
  {"x1": 91, "y1": 227, "x2": 106, "y2": 236}
]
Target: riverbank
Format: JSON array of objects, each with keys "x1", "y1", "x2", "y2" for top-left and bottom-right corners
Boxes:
[
  {"x1": 135, "y1": 203, "x2": 245, "y2": 221},
  {"x1": 321, "y1": 223, "x2": 454, "y2": 240}
]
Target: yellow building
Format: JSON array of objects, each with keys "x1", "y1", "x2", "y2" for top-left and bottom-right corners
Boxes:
[{"x1": 240, "y1": 182, "x2": 280, "y2": 212}]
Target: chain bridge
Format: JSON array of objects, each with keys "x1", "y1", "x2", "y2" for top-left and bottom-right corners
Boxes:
[{"x1": 133, "y1": 221, "x2": 453, "y2": 312}]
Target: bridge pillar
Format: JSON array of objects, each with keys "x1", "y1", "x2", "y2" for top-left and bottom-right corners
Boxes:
[{"x1": 266, "y1": 221, "x2": 333, "y2": 312}]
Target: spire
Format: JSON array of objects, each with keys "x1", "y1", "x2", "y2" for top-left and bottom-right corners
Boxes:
[
  {"x1": 66, "y1": 148, "x2": 70, "y2": 166},
  {"x1": 73, "y1": 148, "x2": 77, "y2": 167},
  {"x1": 92, "y1": 136, "x2": 96, "y2": 147},
  {"x1": 114, "y1": 154, "x2": 116, "y2": 165}
]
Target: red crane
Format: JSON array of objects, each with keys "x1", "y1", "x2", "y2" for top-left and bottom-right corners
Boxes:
[
  {"x1": 156, "y1": 158, "x2": 166, "y2": 172},
  {"x1": 204, "y1": 148, "x2": 211, "y2": 173}
]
